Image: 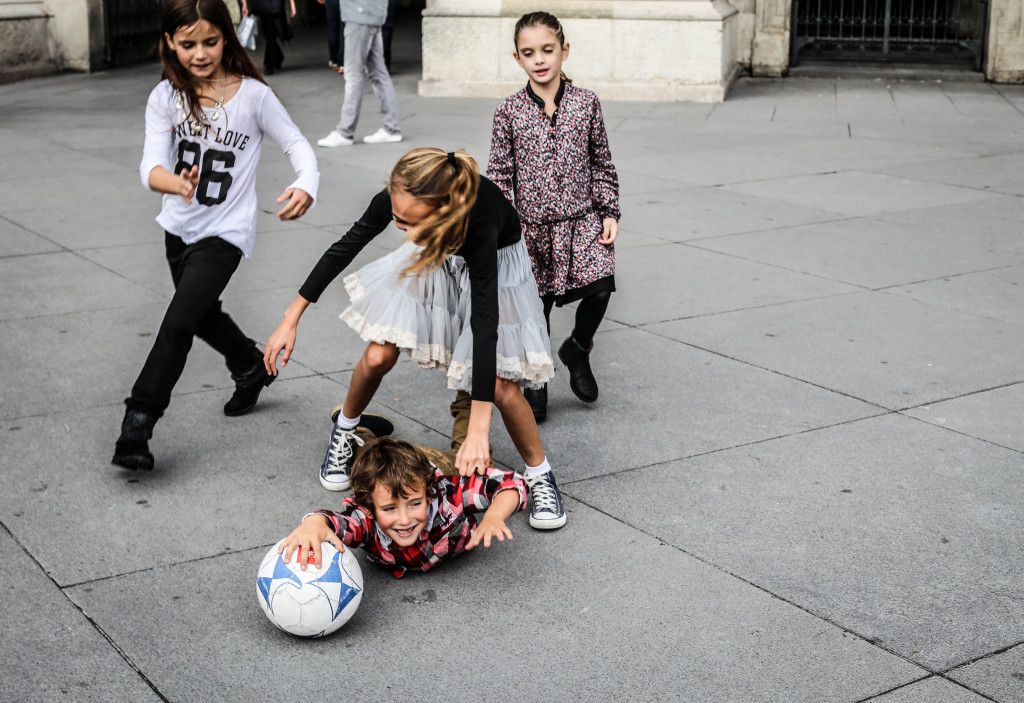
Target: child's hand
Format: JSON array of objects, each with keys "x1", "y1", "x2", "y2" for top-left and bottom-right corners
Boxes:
[
  {"x1": 466, "y1": 514, "x2": 513, "y2": 551},
  {"x1": 598, "y1": 217, "x2": 618, "y2": 245},
  {"x1": 455, "y1": 428, "x2": 491, "y2": 476},
  {"x1": 178, "y1": 165, "x2": 200, "y2": 204},
  {"x1": 278, "y1": 514, "x2": 345, "y2": 570},
  {"x1": 277, "y1": 188, "x2": 312, "y2": 220},
  {"x1": 264, "y1": 320, "x2": 297, "y2": 375}
]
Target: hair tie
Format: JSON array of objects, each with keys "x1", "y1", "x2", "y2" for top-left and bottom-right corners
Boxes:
[{"x1": 447, "y1": 151, "x2": 458, "y2": 167}]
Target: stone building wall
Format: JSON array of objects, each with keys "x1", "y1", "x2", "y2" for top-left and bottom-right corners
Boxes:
[{"x1": 420, "y1": 0, "x2": 742, "y2": 102}]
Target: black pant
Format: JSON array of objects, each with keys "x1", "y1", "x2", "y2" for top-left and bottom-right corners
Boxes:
[
  {"x1": 127, "y1": 233, "x2": 255, "y2": 417},
  {"x1": 259, "y1": 13, "x2": 286, "y2": 71}
]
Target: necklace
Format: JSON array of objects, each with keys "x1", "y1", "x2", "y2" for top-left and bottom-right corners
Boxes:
[{"x1": 174, "y1": 80, "x2": 227, "y2": 130}]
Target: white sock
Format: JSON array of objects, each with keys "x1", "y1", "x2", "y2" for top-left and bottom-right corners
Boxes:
[
  {"x1": 336, "y1": 412, "x2": 360, "y2": 431},
  {"x1": 523, "y1": 457, "x2": 551, "y2": 478}
]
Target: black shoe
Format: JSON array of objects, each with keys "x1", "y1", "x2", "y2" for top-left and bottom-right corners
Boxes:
[
  {"x1": 523, "y1": 384, "x2": 547, "y2": 422},
  {"x1": 224, "y1": 361, "x2": 275, "y2": 416},
  {"x1": 558, "y1": 337, "x2": 598, "y2": 403},
  {"x1": 112, "y1": 408, "x2": 157, "y2": 470},
  {"x1": 330, "y1": 406, "x2": 395, "y2": 439}
]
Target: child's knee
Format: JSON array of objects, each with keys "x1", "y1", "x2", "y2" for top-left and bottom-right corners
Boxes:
[
  {"x1": 363, "y1": 343, "x2": 399, "y2": 373},
  {"x1": 492, "y1": 378, "x2": 520, "y2": 409}
]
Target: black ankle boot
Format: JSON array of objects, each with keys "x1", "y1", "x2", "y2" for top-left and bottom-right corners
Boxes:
[
  {"x1": 112, "y1": 408, "x2": 158, "y2": 470},
  {"x1": 224, "y1": 360, "x2": 275, "y2": 417},
  {"x1": 558, "y1": 337, "x2": 598, "y2": 403},
  {"x1": 523, "y1": 384, "x2": 548, "y2": 422}
]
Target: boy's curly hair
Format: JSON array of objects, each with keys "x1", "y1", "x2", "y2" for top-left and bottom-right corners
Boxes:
[{"x1": 350, "y1": 437, "x2": 438, "y2": 511}]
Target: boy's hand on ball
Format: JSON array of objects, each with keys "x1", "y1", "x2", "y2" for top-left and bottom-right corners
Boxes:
[
  {"x1": 279, "y1": 515, "x2": 343, "y2": 570},
  {"x1": 598, "y1": 217, "x2": 618, "y2": 245}
]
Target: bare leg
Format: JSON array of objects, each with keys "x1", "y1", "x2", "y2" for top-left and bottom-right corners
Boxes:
[
  {"x1": 341, "y1": 342, "x2": 400, "y2": 419},
  {"x1": 493, "y1": 378, "x2": 545, "y2": 466}
]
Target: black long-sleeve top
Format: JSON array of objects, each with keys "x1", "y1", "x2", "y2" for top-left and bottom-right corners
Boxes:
[{"x1": 298, "y1": 176, "x2": 522, "y2": 403}]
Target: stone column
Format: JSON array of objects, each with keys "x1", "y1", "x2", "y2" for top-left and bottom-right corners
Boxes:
[
  {"x1": 986, "y1": 0, "x2": 1024, "y2": 83},
  {"x1": 749, "y1": 0, "x2": 789, "y2": 75},
  {"x1": 420, "y1": 0, "x2": 742, "y2": 102}
]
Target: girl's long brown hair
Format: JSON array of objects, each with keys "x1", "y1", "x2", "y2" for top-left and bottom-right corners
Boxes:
[
  {"x1": 388, "y1": 148, "x2": 480, "y2": 277},
  {"x1": 513, "y1": 11, "x2": 572, "y2": 85},
  {"x1": 160, "y1": 0, "x2": 267, "y2": 129}
]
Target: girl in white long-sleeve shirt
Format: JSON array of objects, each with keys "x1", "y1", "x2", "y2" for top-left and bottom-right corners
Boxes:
[{"x1": 113, "y1": 0, "x2": 319, "y2": 472}]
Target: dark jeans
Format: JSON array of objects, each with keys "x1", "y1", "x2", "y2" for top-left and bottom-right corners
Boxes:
[
  {"x1": 127, "y1": 233, "x2": 255, "y2": 417},
  {"x1": 324, "y1": 0, "x2": 345, "y2": 65}
]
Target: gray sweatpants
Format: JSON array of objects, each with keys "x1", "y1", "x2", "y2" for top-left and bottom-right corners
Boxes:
[{"x1": 336, "y1": 22, "x2": 401, "y2": 139}]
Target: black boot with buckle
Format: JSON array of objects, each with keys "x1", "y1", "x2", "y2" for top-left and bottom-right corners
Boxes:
[
  {"x1": 224, "y1": 356, "x2": 275, "y2": 417},
  {"x1": 112, "y1": 408, "x2": 158, "y2": 470},
  {"x1": 558, "y1": 336, "x2": 598, "y2": 403}
]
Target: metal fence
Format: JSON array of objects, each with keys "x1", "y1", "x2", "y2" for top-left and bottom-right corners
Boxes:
[{"x1": 791, "y1": 0, "x2": 989, "y2": 69}]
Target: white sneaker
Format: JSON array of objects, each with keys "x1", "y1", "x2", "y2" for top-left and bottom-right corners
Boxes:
[
  {"x1": 318, "y1": 131, "x2": 354, "y2": 148},
  {"x1": 362, "y1": 128, "x2": 403, "y2": 144}
]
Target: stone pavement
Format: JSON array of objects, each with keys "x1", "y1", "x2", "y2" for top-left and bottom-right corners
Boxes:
[{"x1": 2, "y1": 20, "x2": 1024, "y2": 703}]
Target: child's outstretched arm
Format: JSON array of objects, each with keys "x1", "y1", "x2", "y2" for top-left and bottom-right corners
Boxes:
[
  {"x1": 258, "y1": 89, "x2": 319, "y2": 221},
  {"x1": 279, "y1": 514, "x2": 346, "y2": 570},
  {"x1": 264, "y1": 294, "x2": 311, "y2": 375},
  {"x1": 466, "y1": 488, "x2": 520, "y2": 550}
]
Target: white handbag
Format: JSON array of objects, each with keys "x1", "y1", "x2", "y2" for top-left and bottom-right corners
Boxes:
[{"x1": 237, "y1": 15, "x2": 257, "y2": 51}]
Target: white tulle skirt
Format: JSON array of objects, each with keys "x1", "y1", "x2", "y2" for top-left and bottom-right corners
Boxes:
[{"x1": 340, "y1": 239, "x2": 554, "y2": 392}]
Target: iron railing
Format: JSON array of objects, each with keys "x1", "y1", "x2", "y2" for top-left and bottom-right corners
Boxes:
[
  {"x1": 791, "y1": 0, "x2": 989, "y2": 69},
  {"x1": 104, "y1": 0, "x2": 164, "y2": 67}
]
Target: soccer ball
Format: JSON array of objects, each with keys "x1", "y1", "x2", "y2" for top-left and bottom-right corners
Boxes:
[{"x1": 256, "y1": 539, "x2": 364, "y2": 637}]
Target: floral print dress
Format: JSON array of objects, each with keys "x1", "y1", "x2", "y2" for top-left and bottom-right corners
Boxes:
[{"x1": 488, "y1": 81, "x2": 621, "y2": 304}]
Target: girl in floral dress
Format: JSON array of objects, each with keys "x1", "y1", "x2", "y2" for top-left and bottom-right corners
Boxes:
[{"x1": 487, "y1": 11, "x2": 621, "y2": 421}]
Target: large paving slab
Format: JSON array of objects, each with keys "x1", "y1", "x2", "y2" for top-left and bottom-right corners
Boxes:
[
  {"x1": 876, "y1": 152, "x2": 1024, "y2": 197},
  {"x1": 0, "y1": 215, "x2": 61, "y2": 257},
  {"x1": 608, "y1": 241, "x2": 862, "y2": 326},
  {"x1": 647, "y1": 291, "x2": 1024, "y2": 410},
  {"x1": 721, "y1": 170, "x2": 1001, "y2": 218},
  {"x1": 0, "y1": 251, "x2": 165, "y2": 321},
  {"x1": 0, "y1": 375, "x2": 451, "y2": 586},
  {"x1": 334, "y1": 326, "x2": 880, "y2": 481},
  {"x1": 568, "y1": 413, "x2": 1024, "y2": 671},
  {"x1": 888, "y1": 265, "x2": 1024, "y2": 326},
  {"x1": 65, "y1": 499, "x2": 925, "y2": 702},
  {"x1": 0, "y1": 302, "x2": 233, "y2": 420},
  {"x1": 618, "y1": 185, "x2": 846, "y2": 242},
  {"x1": 948, "y1": 644, "x2": 1024, "y2": 702},
  {"x1": 3, "y1": 197, "x2": 163, "y2": 251},
  {"x1": 903, "y1": 383, "x2": 1024, "y2": 453},
  {"x1": 870, "y1": 676, "x2": 995, "y2": 703},
  {"x1": 688, "y1": 214, "x2": 1024, "y2": 290},
  {"x1": 0, "y1": 529, "x2": 161, "y2": 703}
]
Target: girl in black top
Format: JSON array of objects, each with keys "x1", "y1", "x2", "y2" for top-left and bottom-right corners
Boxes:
[{"x1": 265, "y1": 148, "x2": 566, "y2": 530}]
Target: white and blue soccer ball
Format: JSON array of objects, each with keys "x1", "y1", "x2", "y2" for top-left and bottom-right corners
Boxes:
[{"x1": 256, "y1": 539, "x2": 364, "y2": 637}]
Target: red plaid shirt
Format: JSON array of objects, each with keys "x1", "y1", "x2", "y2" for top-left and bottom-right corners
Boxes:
[{"x1": 316, "y1": 467, "x2": 527, "y2": 578}]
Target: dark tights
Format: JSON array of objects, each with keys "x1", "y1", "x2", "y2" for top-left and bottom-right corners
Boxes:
[{"x1": 542, "y1": 289, "x2": 611, "y2": 349}]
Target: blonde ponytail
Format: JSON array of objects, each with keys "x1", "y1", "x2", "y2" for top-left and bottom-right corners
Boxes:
[{"x1": 388, "y1": 148, "x2": 479, "y2": 277}]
